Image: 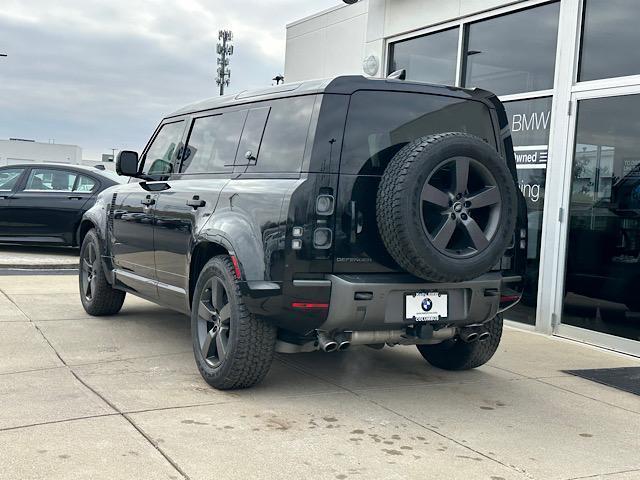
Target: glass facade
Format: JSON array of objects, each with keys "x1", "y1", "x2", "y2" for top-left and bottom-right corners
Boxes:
[
  {"x1": 504, "y1": 97, "x2": 553, "y2": 324},
  {"x1": 579, "y1": 0, "x2": 640, "y2": 81},
  {"x1": 564, "y1": 95, "x2": 640, "y2": 341},
  {"x1": 389, "y1": 27, "x2": 459, "y2": 85},
  {"x1": 464, "y1": 2, "x2": 560, "y2": 95}
]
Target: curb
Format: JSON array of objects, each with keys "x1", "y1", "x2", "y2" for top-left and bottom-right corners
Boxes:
[{"x1": 0, "y1": 263, "x2": 79, "y2": 270}]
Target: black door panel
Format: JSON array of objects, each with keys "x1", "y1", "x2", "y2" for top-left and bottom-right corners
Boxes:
[
  {"x1": 153, "y1": 178, "x2": 227, "y2": 310},
  {"x1": 111, "y1": 183, "x2": 158, "y2": 297}
]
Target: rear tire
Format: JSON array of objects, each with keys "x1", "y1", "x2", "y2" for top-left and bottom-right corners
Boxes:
[
  {"x1": 191, "y1": 255, "x2": 276, "y2": 390},
  {"x1": 417, "y1": 315, "x2": 503, "y2": 370},
  {"x1": 79, "y1": 229, "x2": 126, "y2": 316}
]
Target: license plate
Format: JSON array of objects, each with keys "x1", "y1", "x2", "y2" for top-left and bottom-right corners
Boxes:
[{"x1": 405, "y1": 291, "x2": 448, "y2": 322}]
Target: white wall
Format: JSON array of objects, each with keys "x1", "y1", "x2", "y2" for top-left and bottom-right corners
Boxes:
[
  {"x1": 284, "y1": 1, "x2": 369, "y2": 82},
  {"x1": 383, "y1": 0, "x2": 518, "y2": 39},
  {"x1": 0, "y1": 139, "x2": 82, "y2": 166},
  {"x1": 284, "y1": 0, "x2": 523, "y2": 81}
]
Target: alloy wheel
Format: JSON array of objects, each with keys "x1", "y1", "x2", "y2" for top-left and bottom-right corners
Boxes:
[
  {"x1": 81, "y1": 241, "x2": 99, "y2": 301},
  {"x1": 420, "y1": 156, "x2": 502, "y2": 258},
  {"x1": 197, "y1": 277, "x2": 231, "y2": 367}
]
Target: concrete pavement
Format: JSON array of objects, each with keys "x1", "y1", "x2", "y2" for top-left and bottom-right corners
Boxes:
[
  {"x1": 0, "y1": 274, "x2": 639, "y2": 480},
  {"x1": 0, "y1": 244, "x2": 79, "y2": 269}
]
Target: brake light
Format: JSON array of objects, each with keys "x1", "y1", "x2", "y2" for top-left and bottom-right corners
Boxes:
[
  {"x1": 291, "y1": 302, "x2": 329, "y2": 309},
  {"x1": 500, "y1": 294, "x2": 520, "y2": 303}
]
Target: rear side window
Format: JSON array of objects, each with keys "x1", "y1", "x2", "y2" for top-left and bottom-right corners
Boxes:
[
  {"x1": 341, "y1": 91, "x2": 496, "y2": 175},
  {"x1": 180, "y1": 110, "x2": 247, "y2": 174},
  {"x1": 244, "y1": 96, "x2": 316, "y2": 173},
  {"x1": 25, "y1": 168, "x2": 77, "y2": 191},
  {"x1": 0, "y1": 168, "x2": 24, "y2": 191},
  {"x1": 235, "y1": 107, "x2": 270, "y2": 166},
  {"x1": 75, "y1": 175, "x2": 97, "y2": 192}
]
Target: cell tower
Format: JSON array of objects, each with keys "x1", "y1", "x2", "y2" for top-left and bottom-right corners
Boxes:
[{"x1": 216, "y1": 30, "x2": 233, "y2": 96}]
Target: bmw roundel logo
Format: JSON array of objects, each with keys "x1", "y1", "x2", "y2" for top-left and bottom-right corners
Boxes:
[{"x1": 421, "y1": 297, "x2": 433, "y2": 312}]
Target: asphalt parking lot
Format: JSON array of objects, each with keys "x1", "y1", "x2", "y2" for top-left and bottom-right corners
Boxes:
[{"x1": 1, "y1": 274, "x2": 639, "y2": 480}]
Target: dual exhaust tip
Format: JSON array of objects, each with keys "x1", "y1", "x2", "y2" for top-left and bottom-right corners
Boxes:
[
  {"x1": 459, "y1": 325, "x2": 491, "y2": 343},
  {"x1": 318, "y1": 332, "x2": 350, "y2": 352},
  {"x1": 318, "y1": 325, "x2": 490, "y2": 351}
]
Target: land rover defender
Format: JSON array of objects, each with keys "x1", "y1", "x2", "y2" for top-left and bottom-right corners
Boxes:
[{"x1": 78, "y1": 75, "x2": 526, "y2": 389}]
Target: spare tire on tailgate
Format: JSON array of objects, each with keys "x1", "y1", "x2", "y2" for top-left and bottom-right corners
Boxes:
[{"x1": 376, "y1": 132, "x2": 517, "y2": 282}]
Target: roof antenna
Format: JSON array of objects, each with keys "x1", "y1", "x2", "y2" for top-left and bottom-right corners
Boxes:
[{"x1": 387, "y1": 69, "x2": 406, "y2": 80}]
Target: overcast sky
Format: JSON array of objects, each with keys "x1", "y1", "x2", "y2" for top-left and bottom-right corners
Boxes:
[{"x1": 0, "y1": 0, "x2": 333, "y2": 159}]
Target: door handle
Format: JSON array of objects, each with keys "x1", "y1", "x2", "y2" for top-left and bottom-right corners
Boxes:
[
  {"x1": 0, "y1": 195, "x2": 9, "y2": 200},
  {"x1": 68, "y1": 195, "x2": 83, "y2": 200},
  {"x1": 186, "y1": 196, "x2": 206, "y2": 209},
  {"x1": 141, "y1": 195, "x2": 156, "y2": 207}
]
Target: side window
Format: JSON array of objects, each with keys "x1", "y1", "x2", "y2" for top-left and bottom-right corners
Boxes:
[
  {"x1": 74, "y1": 175, "x2": 97, "y2": 192},
  {"x1": 0, "y1": 168, "x2": 24, "y2": 191},
  {"x1": 25, "y1": 169, "x2": 77, "y2": 192},
  {"x1": 246, "y1": 96, "x2": 316, "y2": 173},
  {"x1": 235, "y1": 107, "x2": 269, "y2": 166},
  {"x1": 180, "y1": 110, "x2": 247, "y2": 174},
  {"x1": 141, "y1": 121, "x2": 185, "y2": 176}
]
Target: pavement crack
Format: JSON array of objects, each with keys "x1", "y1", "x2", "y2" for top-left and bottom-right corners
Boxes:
[
  {"x1": 0, "y1": 413, "x2": 120, "y2": 432},
  {"x1": 564, "y1": 468, "x2": 640, "y2": 479},
  {"x1": 70, "y1": 370, "x2": 191, "y2": 480}
]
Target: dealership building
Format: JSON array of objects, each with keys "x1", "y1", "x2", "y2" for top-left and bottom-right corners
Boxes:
[{"x1": 285, "y1": 0, "x2": 640, "y2": 355}]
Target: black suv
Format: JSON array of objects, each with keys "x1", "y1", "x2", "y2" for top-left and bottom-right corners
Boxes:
[{"x1": 78, "y1": 76, "x2": 526, "y2": 389}]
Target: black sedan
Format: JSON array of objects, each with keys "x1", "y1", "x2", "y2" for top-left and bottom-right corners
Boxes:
[{"x1": 0, "y1": 163, "x2": 126, "y2": 246}]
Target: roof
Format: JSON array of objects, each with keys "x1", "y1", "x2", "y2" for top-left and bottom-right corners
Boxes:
[{"x1": 167, "y1": 75, "x2": 493, "y2": 118}]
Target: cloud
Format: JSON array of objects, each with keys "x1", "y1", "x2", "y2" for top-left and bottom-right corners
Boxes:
[{"x1": 0, "y1": 0, "x2": 333, "y2": 159}]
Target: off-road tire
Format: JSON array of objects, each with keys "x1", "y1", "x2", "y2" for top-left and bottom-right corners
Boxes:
[
  {"x1": 192, "y1": 255, "x2": 277, "y2": 390},
  {"x1": 79, "y1": 229, "x2": 126, "y2": 316},
  {"x1": 377, "y1": 132, "x2": 517, "y2": 282},
  {"x1": 417, "y1": 315, "x2": 503, "y2": 370}
]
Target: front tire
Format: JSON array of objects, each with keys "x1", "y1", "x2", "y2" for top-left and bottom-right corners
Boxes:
[
  {"x1": 417, "y1": 315, "x2": 503, "y2": 370},
  {"x1": 79, "y1": 229, "x2": 126, "y2": 316},
  {"x1": 191, "y1": 255, "x2": 276, "y2": 390}
]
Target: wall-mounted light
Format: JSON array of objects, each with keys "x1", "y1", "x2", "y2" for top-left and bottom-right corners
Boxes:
[{"x1": 362, "y1": 54, "x2": 379, "y2": 76}]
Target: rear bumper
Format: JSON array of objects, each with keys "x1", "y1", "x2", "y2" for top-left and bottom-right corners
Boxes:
[{"x1": 318, "y1": 272, "x2": 521, "y2": 332}]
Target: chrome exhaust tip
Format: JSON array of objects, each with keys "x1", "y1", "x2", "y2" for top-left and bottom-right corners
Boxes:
[
  {"x1": 459, "y1": 329, "x2": 479, "y2": 343},
  {"x1": 477, "y1": 331, "x2": 491, "y2": 342},
  {"x1": 334, "y1": 332, "x2": 352, "y2": 351},
  {"x1": 318, "y1": 332, "x2": 338, "y2": 352}
]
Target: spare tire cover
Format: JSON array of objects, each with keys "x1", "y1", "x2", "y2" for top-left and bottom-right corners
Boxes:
[{"x1": 376, "y1": 132, "x2": 517, "y2": 282}]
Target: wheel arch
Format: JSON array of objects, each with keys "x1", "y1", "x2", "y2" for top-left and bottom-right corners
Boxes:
[
  {"x1": 77, "y1": 219, "x2": 97, "y2": 247},
  {"x1": 189, "y1": 240, "x2": 233, "y2": 308}
]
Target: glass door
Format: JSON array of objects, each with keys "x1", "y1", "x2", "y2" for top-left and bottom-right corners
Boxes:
[{"x1": 555, "y1": 88, "x2": 640, "y2": 355}]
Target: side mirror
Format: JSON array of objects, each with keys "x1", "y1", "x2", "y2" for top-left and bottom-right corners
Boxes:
[{"x1": 116, "y1": 151, "x2": 139, "y2": 177}]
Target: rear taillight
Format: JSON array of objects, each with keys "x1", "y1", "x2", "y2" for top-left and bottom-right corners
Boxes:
[
  {"x1": 292, "y1": 189, "x2": 335, "y2": 252},
  {"x1": 313, "y1": 228, "x2": 332, "y2": 249},
  {"x1": 315, "y1": 194, "x2": 334, "y2": 215}
]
